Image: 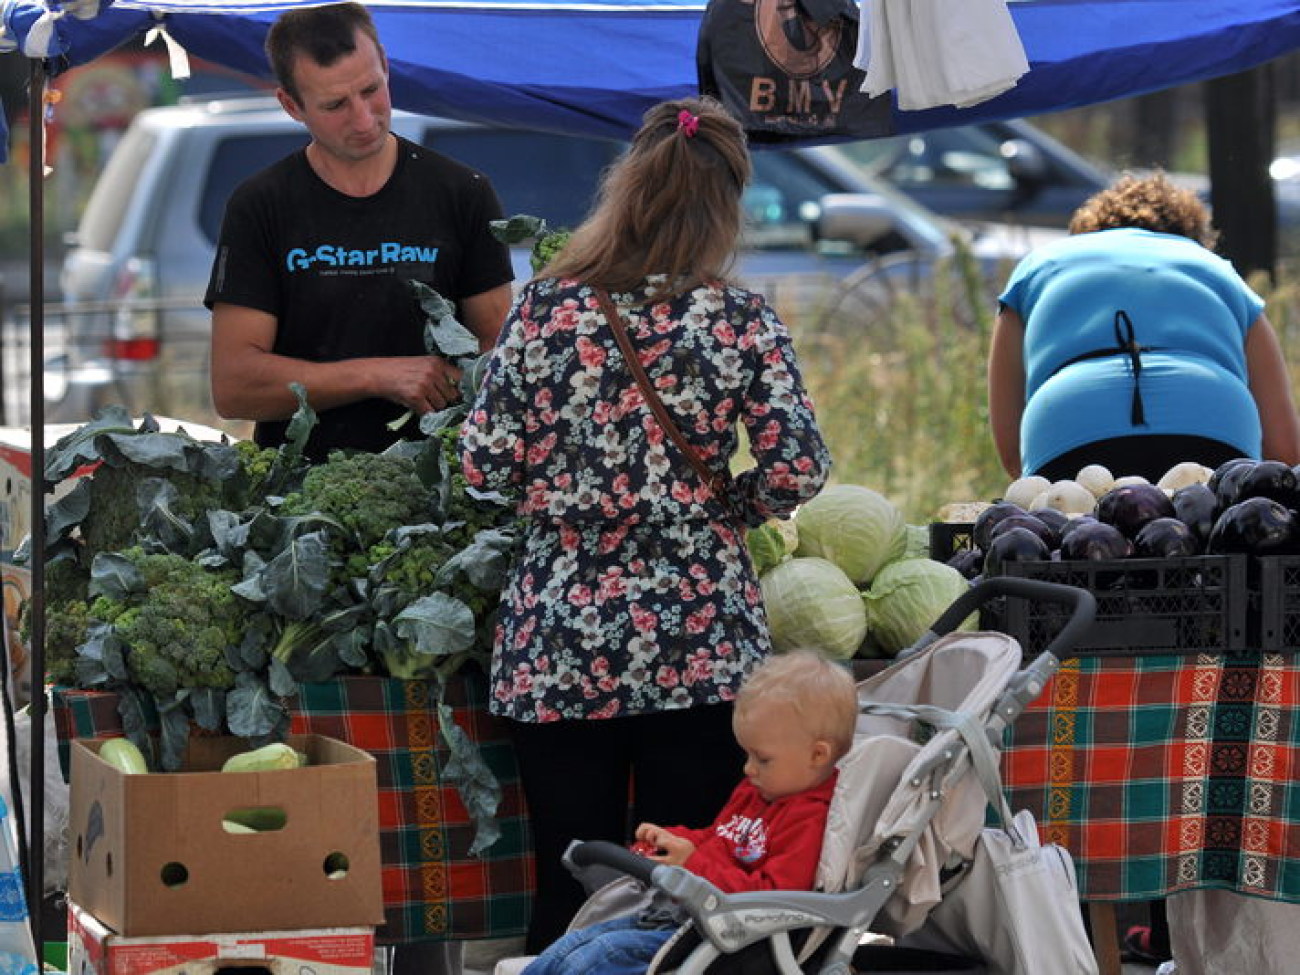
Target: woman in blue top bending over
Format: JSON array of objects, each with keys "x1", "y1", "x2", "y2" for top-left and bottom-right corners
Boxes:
[{"x1": 989, "y1": 171, "x2": 1300, "y2": 482}]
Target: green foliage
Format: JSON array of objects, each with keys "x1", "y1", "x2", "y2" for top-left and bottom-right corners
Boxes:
[{"x1": 488, "y1": 214, "x2": 571, "y2": 274}]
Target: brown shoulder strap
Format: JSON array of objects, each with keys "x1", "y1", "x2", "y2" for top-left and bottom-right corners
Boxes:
[{"x1": 593, "y1": 287, "x2": 721, "y2": 491}]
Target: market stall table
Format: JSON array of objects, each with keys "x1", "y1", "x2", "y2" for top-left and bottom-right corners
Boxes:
[{"x1": 1000, "y1": 651, "x2": 1300, "y2": 973}]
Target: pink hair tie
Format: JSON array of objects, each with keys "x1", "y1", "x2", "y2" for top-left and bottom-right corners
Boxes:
[{"x1": 676, "y1": 109, "x2": 699, "y2": 138}]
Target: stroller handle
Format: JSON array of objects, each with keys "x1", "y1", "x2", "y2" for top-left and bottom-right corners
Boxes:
[
  {"x1": 567, "y1": 839, "x2": 659, "y2": 886},
  {"x1": 929, "y1": 576, "x2": 1096, "y2": 659}
]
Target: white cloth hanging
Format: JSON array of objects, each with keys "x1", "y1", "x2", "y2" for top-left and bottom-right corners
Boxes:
[{"x1": 855, "y1": 0, "x2": 1029, "y2": 111}]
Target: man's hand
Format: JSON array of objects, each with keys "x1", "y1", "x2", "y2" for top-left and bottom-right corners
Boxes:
[
  {"x1": 633, "y1": 823, "x2": 695, "y2": 867},
  {"x1": 379, "y1": 355, "x2": 462, "y2": 414}
]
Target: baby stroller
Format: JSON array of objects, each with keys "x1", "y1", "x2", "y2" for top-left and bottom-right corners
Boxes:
[{"x1": 504, "y1": 577, "x2": 1097, "y2": 975}]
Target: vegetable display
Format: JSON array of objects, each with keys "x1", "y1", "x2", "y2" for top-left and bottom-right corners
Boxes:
[
  {"x1": 29, "y1": 278, "x2": 522, "y2": 853},
  {"x1": 951, "y1": 458, "x2": 1300, "y2": 579},
  {"x1": 750, "y1": 482, "x2": 976, "y2": 660}
]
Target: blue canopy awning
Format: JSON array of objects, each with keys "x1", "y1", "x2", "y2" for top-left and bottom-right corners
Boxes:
[
  {"x1": 0, "y1": 0, "x2": 1289, "y2": 150},
  {"x1": 2, "y1": 0, "x2": 1299, "y2": 148}
]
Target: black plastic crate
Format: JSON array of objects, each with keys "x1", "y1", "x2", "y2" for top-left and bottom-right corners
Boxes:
[
  {"x1": 1255, "y1": 555, "x2": 1300, "y2": 651},
  {"x1": 929, "y1": 522, "x2": 975, "y2": 562},
  {"x1": 984, "y1": 554, "x2": 1249, "y2": 658}
]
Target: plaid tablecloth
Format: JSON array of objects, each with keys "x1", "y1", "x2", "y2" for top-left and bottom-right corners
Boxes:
[
  {"x1": 1002, "y1": 652, "x2": 1300, "y2": 904},
  {"x1": 53, "y1": 671, "x2": 535, "y2": 945}
]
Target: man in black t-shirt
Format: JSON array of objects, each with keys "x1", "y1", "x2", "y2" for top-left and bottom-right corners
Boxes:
[{"x1": 204, "y1": 2, "x2": 513, "y2": 460}]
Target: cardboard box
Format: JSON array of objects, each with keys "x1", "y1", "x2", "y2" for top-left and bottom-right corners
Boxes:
[
  {"x1": 69, "y1": 734, "x2": 384, "y2": 937},
  {"x1": 68, "y1": 900, "x2": 375, "y2": 975}
]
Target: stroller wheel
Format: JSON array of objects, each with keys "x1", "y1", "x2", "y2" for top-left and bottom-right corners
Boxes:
[{"x1": 851, "y1": 943, "x2": 986, "y2": 973}]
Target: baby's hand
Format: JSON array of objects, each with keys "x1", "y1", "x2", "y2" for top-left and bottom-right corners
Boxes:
[
  {"x1": 632, "y1": 822, "x2": 667, "y2": 857},
  {"x1": 633, "y1": 823, "x2": 694, "y2": 867}
]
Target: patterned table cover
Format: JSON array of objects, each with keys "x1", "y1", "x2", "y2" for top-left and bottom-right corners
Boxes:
[
  {"x1": 53, "y1": 671, "x2": 535, "y2": 945},
  {"x1": 1001, "y1": 652, "x2": 1300, "y2": 903}
]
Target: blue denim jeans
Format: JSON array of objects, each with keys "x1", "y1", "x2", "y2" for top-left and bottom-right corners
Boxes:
[{"x1": 522, "y1": 916, "x2": 676, "y2": 975}]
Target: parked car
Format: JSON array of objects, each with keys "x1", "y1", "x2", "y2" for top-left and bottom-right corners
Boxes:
[
  {"x1": 836, "y1": 118, "x2": 1112, "y2": 231},
  {"x1": 841, "y1": 117, "x2": 1300, "y2": 258},
  {"x1": 50, "y1": 96, "x2": 1043, "y2": 430}
]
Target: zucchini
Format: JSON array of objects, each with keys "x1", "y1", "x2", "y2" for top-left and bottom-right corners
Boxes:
[
  {"x1": 220, "y1": 742, "x2": 304, "y2": 773},
  {"x1": 222, "y1": 806, "x2": 288, "y2": 833},
  {"x1": 99, "y1": 738, "x2": 148, "y2": 774}
]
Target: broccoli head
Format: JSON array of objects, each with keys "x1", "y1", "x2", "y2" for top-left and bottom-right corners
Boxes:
[
  {"x1": 79, "y1": 462, "x2": 226, "y2": 557},
  {"x1": 89, "y1": 549, "x2": 248, "y2": 698},
  {"x1": 18, "y1": 556, "x2": 94, "y2": 685},
  {"x1": 278, "y1": 451, "x2": 433, "y2": 551}
]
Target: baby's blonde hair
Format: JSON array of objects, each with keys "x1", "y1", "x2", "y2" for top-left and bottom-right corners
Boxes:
[{"x1": 734, "y1": 651, "x2": 858, "y2": 759}]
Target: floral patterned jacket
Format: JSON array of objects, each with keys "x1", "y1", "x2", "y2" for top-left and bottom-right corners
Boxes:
[{"x1": 459, "y1": 277, "x2": 831, "y2": 721}]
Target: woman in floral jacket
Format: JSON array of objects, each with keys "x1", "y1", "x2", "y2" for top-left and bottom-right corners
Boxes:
[{"x1": 459, "y1": 96, "x2": 831, "y2": 951}]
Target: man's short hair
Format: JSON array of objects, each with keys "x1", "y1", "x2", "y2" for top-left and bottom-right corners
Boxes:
[{"x1": 265, "y1": 2, "x2": 383, "y2": 104}]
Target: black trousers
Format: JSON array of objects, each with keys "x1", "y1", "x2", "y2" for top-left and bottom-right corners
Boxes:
[
  {"x1": 1033, "y1": 434, "x2": 1245, "y2": 485},
  {"x1": 508, "y1": 703, "x2": 744, "y2": 953}
]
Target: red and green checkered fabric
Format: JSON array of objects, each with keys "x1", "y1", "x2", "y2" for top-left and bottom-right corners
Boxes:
[
  {"x1": 53, "y1": 671, "x2": 535, "y2": 945},
  {"x1": 1002, "y1": 653, "x2": 1300, "y2": 904}
]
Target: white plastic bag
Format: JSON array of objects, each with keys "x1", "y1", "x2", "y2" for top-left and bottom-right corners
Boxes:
[{"x1": 908, "y1": 808, "x2": 1097, "y2": 975}]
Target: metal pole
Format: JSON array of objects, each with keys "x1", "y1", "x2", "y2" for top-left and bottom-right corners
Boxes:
[{"x1": 26, "y1": 58, "x2": 46, "y2": 958}]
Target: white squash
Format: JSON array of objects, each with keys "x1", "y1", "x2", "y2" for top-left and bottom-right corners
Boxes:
[{"x1": 1004, "y1": 475, "x2": 1051, "y2": 509}]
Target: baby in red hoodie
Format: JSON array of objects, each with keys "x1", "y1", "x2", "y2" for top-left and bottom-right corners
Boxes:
[{"x1": 525, "y1": 650, "x2": 859, "y2": 975}]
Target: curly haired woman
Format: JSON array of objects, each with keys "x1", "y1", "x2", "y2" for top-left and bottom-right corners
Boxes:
[{"x1": 989, "y1": 171, "x2": 1300, "y2": 481}]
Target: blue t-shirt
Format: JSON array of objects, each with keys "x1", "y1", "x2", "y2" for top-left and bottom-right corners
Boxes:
[{"x1": 998, "y1": 227, "x2": 1265, "y2": 475}]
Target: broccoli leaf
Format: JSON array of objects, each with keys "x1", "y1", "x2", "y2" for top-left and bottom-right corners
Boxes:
[
  {"x1": 136, "y1": 478, "x2": 196, "y2": 554},
  {"x1": 437, "y1": 700, "x2": 503, "y2": 856},
  {"x1": 393, "y1": 592, "x2": 476, "y2": 657},
  {"x1": 434, "y1": 528, "x2": 514, "y2": 591},
  {"x1": 46, "y1": 478, "x2": 92, "y2": 542},
  {"x1": 89, "y1": 552, "x2": 145, "y2": 601},
  {"x1": 488, "y1": 214, "x2": 546, "y2": 245},
  {"x1": 43, "y1": 404, "x2": 137, "y2": 484},
  {"x1": 261, "y1": 530, "x2": 332, "y2": 619},
  {"x1": 157, "y1": 694, "x2": 192, "y2": 772},
  {"x1": 97, "y1": 431, "x2": 200, "y2": 475},
  {"x1": 267, "y1": 657, "x2": 298, "y2": 698},
  {"x1": 280, "y1": 383, "x2": 316, "y2": 469},
  {"x1": 190, "y1": 688, "x2": 225, "y2": 731},
  {"x1": 408, "y1": 281, "x2": 480, "y2": 359},
  {"x1": 227, "y1": 672, "x2": 286, "y2": 739}
]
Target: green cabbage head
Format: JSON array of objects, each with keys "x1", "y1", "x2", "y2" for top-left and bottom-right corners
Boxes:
[
  {"x1": 794, "y1": 484, "x2": 907, "y2": 586},
  {"x1": 747, "y1": 518, "x2": 799, "y2": 575},
  {"x1": 862, "y1": 557, "x2": 974, "y2": 658},
  {"x1": 760, "y1": 556, "x2": 867, "y2": 660}
]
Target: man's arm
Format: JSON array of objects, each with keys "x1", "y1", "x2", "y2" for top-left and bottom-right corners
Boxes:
[
  {"x1": 210, "y1": 302, "x2": 463, "y2": 422},
  {"x1": 459, "y1": 282, "x2": 513, "y2": 351}
]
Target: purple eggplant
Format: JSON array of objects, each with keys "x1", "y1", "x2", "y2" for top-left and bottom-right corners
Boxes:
[
  {"x1": 973, "y1": 501, "x2": 1028, "y2": 552},
  {"x1": 946, "y1": 548, "x2": 985, "y2": 580},
  {"x1": 1028, "y1": 507, "x2": 1071, "y2": 547},
  {"x1": 1235, "y1": 460, "x2": 1300, "y2": 509},
  {"x1": 1171, "y1": 482, "x2": 1218, "y2": 546},
  {"x1": 1212, "y1": 459, "x2": 1258, "y2": 510},
  {"x1": 1058, "y1": 520, "x2": 1134, "y2": 561},
  {"x1": 1207, "y1": 497, "x2": 1298, "y2": 555},
  {"x1": 1095, "y1": 483, "x2": 1176, "y2": 539},
  {"x1": 989, "y1": 513, "x2": 1057, "y2": 549},
  {"x1": 1133, "y1": 516, "x2": 1201, "y2": 558},
  {"x1": 982, "y1": 526, "x2": 1051, "y2": 576}
]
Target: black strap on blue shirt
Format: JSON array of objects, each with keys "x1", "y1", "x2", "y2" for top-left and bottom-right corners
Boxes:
[{"x1": 1051, "y1": 310, "x2": 1154, "y2": 427}]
